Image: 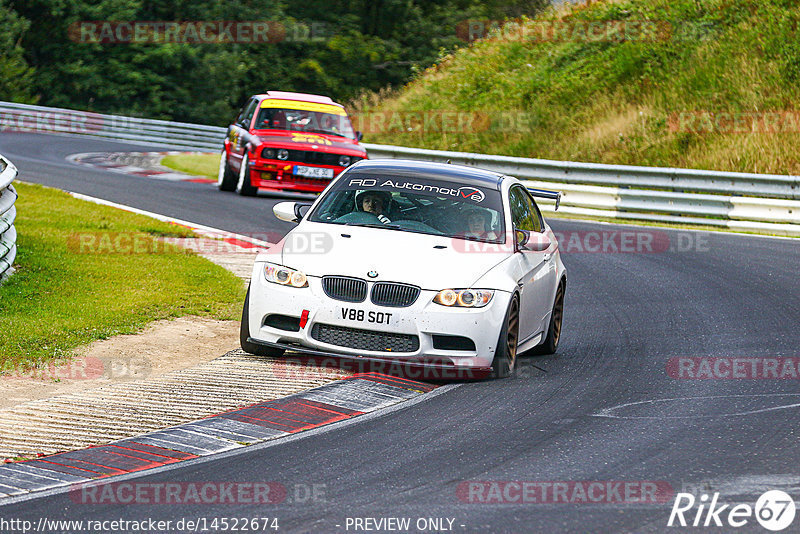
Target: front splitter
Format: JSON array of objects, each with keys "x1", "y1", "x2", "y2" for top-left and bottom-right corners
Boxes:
[{"x1": 248, "y1": 337, "x2": 493, "y2": 381}]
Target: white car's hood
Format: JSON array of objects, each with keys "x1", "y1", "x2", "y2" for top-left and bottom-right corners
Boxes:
[{"x1": 256, "y1": 222, "x2": 513, "y2": 290}]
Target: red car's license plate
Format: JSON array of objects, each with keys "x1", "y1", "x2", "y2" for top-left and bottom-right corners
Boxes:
[{"x1": 294, "y1": 165, "x2": 334, "y2": 179}]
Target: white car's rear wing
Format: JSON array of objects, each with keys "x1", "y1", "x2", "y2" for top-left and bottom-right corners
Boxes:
[{"x1": 527, "y1": 187, "x2": 562, "y2": 211}]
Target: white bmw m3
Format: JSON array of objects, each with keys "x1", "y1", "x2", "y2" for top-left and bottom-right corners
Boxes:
[{"x1": 240, "y1": 159, "x2": 566, "y2": 378}]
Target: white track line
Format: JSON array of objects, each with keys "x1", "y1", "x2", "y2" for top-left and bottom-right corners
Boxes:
[{"x1": 67, "y1": 191, "x2": 274, "y2": 248}]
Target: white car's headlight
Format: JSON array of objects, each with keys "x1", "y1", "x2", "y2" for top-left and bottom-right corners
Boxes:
[
  {"x1": 264, "y1": 263, "x2": 308, "y2": 288},
  {"x1": 433, "y1": 289, "x2": 493, "y2": 308}
]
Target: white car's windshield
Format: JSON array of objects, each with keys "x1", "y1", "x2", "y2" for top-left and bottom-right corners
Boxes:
[{"x1": 308, "y1": 173, "x2": 505, "y2": 243}]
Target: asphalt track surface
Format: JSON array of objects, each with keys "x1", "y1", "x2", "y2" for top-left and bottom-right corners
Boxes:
[
  {"x1": 0, "y1": 133, "x2": 296, "y2": 238},
  {"x1": 1, "y1": 133, "x2": 799, "y2": 533}
]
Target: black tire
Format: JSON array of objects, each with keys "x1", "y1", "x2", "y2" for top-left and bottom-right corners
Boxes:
[
  {"x1": 236, "y1": 153, "x2": 258, "y2": 196},
  {"x1": 490, "y1": 293, "x2": 520, "y2": 379},
  {"x1": 240, "y1": 284, "x2": 284, "y2": 357},
  {"x1": 531, "y1": 280, "x2": 565, "y2": 356},
  {"x1": 217, "y1": 149, "x2": 237, "y2": 191}
]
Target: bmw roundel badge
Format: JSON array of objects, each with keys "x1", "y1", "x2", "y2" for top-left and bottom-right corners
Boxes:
[{"x1": 367, "y1": 270, "x2": 378, "y2": 278}]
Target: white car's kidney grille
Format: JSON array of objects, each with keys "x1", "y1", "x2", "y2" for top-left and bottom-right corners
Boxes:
[
  {"x1": 370, "y1": 282, "x2": 421, "y2": 308},
  {"x1": 322, "y1": 276, "x2": 367, "y2": 303},
  {"x1": 311, "y1": 323, "x2": 420, "y2": 353}
]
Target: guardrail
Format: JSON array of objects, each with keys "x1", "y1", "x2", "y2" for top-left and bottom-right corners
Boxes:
[
  {"x1": 0, "y1": 154, "x2": 18, "y2": 283},
  {"x1": 363, "y1": 143, "x2": 800, "y2": 236},
  {"x1": 0, "y1": 101, "x2": 226, "y2": 151},
  {"x1": 1, "y1": 100, "x2": 798, "y2": 235}
]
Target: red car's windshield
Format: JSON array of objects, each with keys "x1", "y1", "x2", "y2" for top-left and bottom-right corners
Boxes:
[{"x1": 254, "y1": 107, "x2": 356, "y2": 140}]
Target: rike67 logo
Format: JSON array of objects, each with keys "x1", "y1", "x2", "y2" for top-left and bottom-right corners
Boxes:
[{"x1": 668, "y1": 490, "x2": 796, "y2": 531}]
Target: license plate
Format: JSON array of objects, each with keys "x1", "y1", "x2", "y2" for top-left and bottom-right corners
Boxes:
[
  {"x1": 294, "y1": 165, "x2": 334, "y2": 179},
  {"x1": 341, "y1": 308, "x2": 393, "y2": 325}
]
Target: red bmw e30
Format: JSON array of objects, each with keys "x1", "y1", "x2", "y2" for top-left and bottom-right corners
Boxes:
[{"x1": 218, "y1": 91, "x2": 367, "y2": 195}]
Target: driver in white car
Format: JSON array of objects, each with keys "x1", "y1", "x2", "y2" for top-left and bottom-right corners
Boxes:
[
  {"x1": 464, "y1": 208, "x2": 497, "y2": 240},
  {"x1": 356, "y1": 190, "x2": 392, "y2": 224}
]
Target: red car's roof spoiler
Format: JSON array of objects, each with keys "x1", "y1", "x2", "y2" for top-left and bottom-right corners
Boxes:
[{"x1": 260, "y1": 91, "x2": 342, "y2": 107}]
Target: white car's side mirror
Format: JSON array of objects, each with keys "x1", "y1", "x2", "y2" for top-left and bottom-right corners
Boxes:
[
  {"x1": 515, "y1": 229, "x2": 551, "y2": 252},
  {"x1": 273, "y1": 201, "x2": 309, "y2": 223}
]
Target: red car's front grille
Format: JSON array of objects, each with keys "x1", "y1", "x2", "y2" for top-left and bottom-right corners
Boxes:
[{"x1": 287, "y1": 150, "x2": 349, "y2": 166}]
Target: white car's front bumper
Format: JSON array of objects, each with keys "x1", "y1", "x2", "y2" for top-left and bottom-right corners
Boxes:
[{"x1": 247, "y1": 265, "x2": 512, "y2": 370}]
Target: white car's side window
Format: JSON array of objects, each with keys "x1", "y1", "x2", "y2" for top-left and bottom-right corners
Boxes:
[
  {"x1": 526, "y1": 191, "x2": 546, "y2": 232},
  {"x1": 509, "y1": 186, "x2": 542, "y2": 232}
]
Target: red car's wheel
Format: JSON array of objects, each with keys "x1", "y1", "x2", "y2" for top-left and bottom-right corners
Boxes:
[
  {"x1": 217, "y1": 149, "x2": 237, "y2": 191},
  {"x1": 236, "y1": 153, "x2": 258, "y2": 196}
]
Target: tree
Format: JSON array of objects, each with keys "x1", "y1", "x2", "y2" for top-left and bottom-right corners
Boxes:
[
  {"x1": 10, "y1": 0, "x2": 552, "y2": 123},
  {"x1": 0, "y1": 0, "x2": 36, "y2": 103}
]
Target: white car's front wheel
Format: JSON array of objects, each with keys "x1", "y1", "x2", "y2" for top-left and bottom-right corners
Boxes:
[{"x1": 490, "y1": 294, "x2": 520, "y2": 379}]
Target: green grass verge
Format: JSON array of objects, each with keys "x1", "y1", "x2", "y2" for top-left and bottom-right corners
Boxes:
[
  {"x1": 161, "y1": 152, "x2": 219, "y2": 179},
  {"x1": 0, "y1": 182, "x2": 246, "y2": 373}
]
